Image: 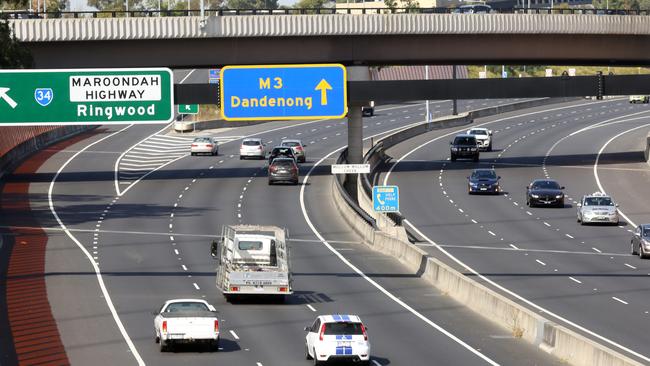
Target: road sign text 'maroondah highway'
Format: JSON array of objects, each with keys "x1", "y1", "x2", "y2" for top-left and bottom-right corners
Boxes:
[
  {"x1": 220, "y1": 64, "x2": 347, "y2": 121},
  {"x1": 0, "y1": 68, "x2": 174, "y2": 125}
]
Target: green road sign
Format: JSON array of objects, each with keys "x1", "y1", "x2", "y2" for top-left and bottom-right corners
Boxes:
[
  {"x1": 0, "y1": 68, "x2": 174, "y2": 125},
  {"x1": 178, "y1": 104, "x2": 199, "y2": 115}
]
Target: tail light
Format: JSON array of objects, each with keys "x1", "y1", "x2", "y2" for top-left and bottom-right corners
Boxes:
[
  {"x1": 162, "y1": 320, "x2": 167, "y2": 334},
  {"x1": 258, "y1": 146, "x2": 263, "y2": 150},
  {"x1": 230, "y1": 286, "x2": 239, "y2": 292},
  {"x1": 191, "y1": 144, "x2": 197, "y2": 147},
  {"x1": 279, "y1": 287, "x2": 288, "y2": 292},
  {"x1": 361, "y1": 324, "x2": 368, "y2": 341},
  {"x1": 269, "y1": 166, "x2": 277, "y2": 173},
  {"x1": 206, "y1": 144, "x2": 213, "y2": 148},
  {"x1": 214, "y1": 319, "x2": 219, "y2": 333},
  {"x1": 319, "y1": 323, "x2": 326, "y2": 341},
  {"x1": 296, "y1": 146, "x2": 303, "y2": 151}
]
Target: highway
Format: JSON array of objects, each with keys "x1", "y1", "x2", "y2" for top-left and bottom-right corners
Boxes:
[
  {"x1": 0, "y1": 67, "x2": 571, "y2": 366},
  {"x1": 379, "y1": 98, "x2": 650, "y2": 365}
]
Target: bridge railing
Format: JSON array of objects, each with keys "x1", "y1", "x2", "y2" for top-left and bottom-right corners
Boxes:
[{"x1": 2, "y1": 7, "x2": 649, "y2": 19}]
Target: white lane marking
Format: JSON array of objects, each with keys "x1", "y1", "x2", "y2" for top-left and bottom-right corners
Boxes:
[
  {"x1": 383, "y1": 99, "x2": 627, "y2": 185},
  {"x1": 535, "y1": 259, "x2": 546, "y2": 266},
  {"x1": 48, "y1": 125, "x2": 145, "y2": 366},
  {"x1": 182, "y1": 265, "x2": 188, "y2": 271},
  {"x1": 526, "y1": 211, "x2": 532, "y2": 216},
  {"x1": 306, "y1": 304, "x2": 317, "y2": 312},
  {"x1": 569, "y1": 277, "x2": 582, "y2": 284},
  {"x1": 179, "y1": 68, "x2": 196, "y2": 84},
  {"x1": 174, "y1": 249, "x2": 179, "y2": 255},
  {"x1": 543, "y1": 222, "x2": 551, "y2": 227},
  {"x1": 612, "y1": 297, "x2": 629, "y2": 305},
  {"x1": 193, "y1": 283, "x2": 200, "y2": 290},
  {"x1": 513, "y1": 202, "x2": 518, "y2": 206},
  {"x1": 592, "y1": 247, "x2": 602, "y2": 253},
  {"x1": 372, "y1": 361, "x2": 382, "y2": 366},
  {"x1": 488, "y1": 231, "x2": 496, "y2": 236},
  {"x1": 256, "y1": 363, "x2": 263, "y2": 366},
  {"x1": 458, "y1": 208, "x2": 464, "y2": 213},
  {"x1": 471, "y1": 219, "x2": 478, "y2": 224},
  {"x1": 565, "y1": 234, "x2": 574, "y2": 239},
  {"x1": 300, "y1": 149, "x2": 500, "y2": 366},
  {"x1": 509, "y1": 244, "x2": 519, "y2": 250},
  {"x1": 230, "y1": 330, "x2": 240, "y2": 340},
  {"x1": 624, "y1": 263, "x2": 637, "y2": 270},
  {"x1": 403, "y1": 219, "x2": 650, "y2": 363},
  {"x1": 593, "y1": 121, "x2": 650, "y2": 229}
]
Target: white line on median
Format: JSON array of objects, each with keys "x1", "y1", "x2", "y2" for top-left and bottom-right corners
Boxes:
[
  {"x1": 193, "y1": 283, "x2": 200, "y2": 290},
  {"x1": 306, "y1": 304, "x2": 317, "y2": 312},
  {"x1": 624, "y1": 263, "x2": 637, "y2": 270},
  {"x1": 230, "y1": 330, "x2": 240, "y2": 340}
]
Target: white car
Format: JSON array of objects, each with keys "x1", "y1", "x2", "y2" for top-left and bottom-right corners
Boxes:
[
  {"x1": 304, "y1": 314, "x2": 370, "y2": 365},
  {"x1": 190, "y1": 136, "x2": 218, "y2": 156},
  {"x1": 577, "y1": 192, "x2": 619, "y2": 225},
  {"x1": 240, "y1": 138, "x2": 266, "y2": 160},
  {"x1": 154, "y1": 299, "x2": 220, "y2": 352},
  {"x1": 629, "y1": 95, "x2": 649, "y2": 104},
  {"x1": 466, "y1": 127, "x2": 493, "y2": 151}
]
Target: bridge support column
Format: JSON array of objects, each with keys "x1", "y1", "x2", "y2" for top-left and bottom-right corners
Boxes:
[{"x1": 344, "y1": 66, "x2": 371, "y2": 202}]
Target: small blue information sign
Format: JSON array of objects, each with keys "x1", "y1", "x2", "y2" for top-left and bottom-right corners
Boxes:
[
  {"x1": 220, "y1": 64, "x2": 347, "y2": 121},
  {"x1": 209, "y1": 68, "x2": 220, "y2": 84},
  {"x1": 372, "y1": 185, "x2": 399, "y2": 212}
]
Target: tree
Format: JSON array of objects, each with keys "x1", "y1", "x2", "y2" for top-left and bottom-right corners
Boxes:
[
  {"x1": 0, "y1": 18, "x2": 33, "y2": 68},
  {"x1": 0, "y1": 0, "x2": 66, "y2": 12}
]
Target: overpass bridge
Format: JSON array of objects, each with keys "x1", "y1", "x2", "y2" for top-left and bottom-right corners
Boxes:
[{"x1": 9, "y1": 13, "x2": 650, "y2": 68}]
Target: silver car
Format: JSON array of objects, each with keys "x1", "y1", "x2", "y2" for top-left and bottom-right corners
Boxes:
[
  {"x1": 280, "y1": 139, "x2": 306, "y2": 163},
  {"x1": 577, "y1": 192, "x2": 619, "y2": 225},
  {"x1": 239, "y1": 138, "x2": 266, "y2": 160},
  {"x1": 190, "y1": 136, "x2": 218, "y2": 156}
]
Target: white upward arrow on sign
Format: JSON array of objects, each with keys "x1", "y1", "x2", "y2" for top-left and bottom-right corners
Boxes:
[{"x1": 0, "y1": 87, "x2": 18, "y2": 109}]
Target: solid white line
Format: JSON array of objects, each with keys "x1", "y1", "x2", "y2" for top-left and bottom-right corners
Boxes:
[
  {"x1": 306, "y1": 304, "x2": 317, "y2": 312},
  {"x1": 193, "y1": 283, "x2": 200, "y2": 290},
  {"x1": 624, "y1": 263, "x2": 637, "y2": 270},
  {"x1": 230, "y1": 330, "x2": 240, "y2": 340},
  {"x1": 593, "y1": 122, "x2": 650, "y2": 229},
  {"x1": 179, "y1": 68, "x2": 196, "y2": 84},
  {"x1": 535, "y1": 259, "x2": 546, "y2": 266},
  {"x1": 48, "y1": 125, "x2": 145, "y2": 366},
  {"x1": 612, "y1": 297, "x2": 629, "y2": 305},
  {"x1": 403, "y1": 219, "x2": 650, "y2": 363},
  {"x1": 299, "y1": 146, "x2": 499, "y2": 366},
  {"x1": 569, "y1": 277, "x2": 582, "y2": 284}
]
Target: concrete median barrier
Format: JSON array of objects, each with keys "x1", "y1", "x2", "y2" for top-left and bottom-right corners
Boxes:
[{"x1": 332, "y1": 97, "x2": 643, "y2": 366}]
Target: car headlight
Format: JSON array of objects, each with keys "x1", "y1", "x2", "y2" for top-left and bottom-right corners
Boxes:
[
  {"x1": 470, "y1": 148, "x2": 477, "y2": 151},
  {"x1": 470, "y1": 182, "x2": 478, "y2": 186},
  {"x1": 556, "y1": 195, "x2": 563, "y2": 199},
  {"x1": 531, "y1": 194, "x2": 539, "y2": 198},
  {"x1": 451, "y1": 147, "x2": 458, "y2": 152}
]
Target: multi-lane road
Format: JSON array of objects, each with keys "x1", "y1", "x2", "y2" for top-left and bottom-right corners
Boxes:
[
  {"x1": 380, "y1": 98, "x2": 650, "y2": 365},
  {"x1": 1, "y1": 68, "x2": 649, "y2": 366}
]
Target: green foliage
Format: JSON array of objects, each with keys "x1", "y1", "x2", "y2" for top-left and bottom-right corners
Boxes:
[
  {"x1": 0, "y1": 18, "x2": 33, "y2": 68},
  {"x1": 294, "y1": 0, "x2": 326, "y2": 8},
  {"x1": 226, "y1": 0, "x2": 278, "y2": 9},
  {"x1": 0, "y1": 0, "x2": 66, "y2": 12},
  {"x1": 384, "y1": 0, "x2": 419, "y2": 10}
]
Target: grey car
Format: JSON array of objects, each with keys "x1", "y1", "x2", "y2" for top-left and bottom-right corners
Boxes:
[
  {"x1": 268, "y1": 158, "x2": 299, "y2": 185},
  {"x1": 631, "y1": 224, "x2": 650, "y2": 259},
  {"x1": 577, "y1": 193, "x2": 619, "y2": 225},
  {"x1": 280, "y1": 139, "x2": 306, "y2": 163}
]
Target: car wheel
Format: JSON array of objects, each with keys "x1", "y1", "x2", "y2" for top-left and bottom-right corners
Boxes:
[
  {"x1": 191, "y1": 152, "x2": 195, "y2": 156},
  {"x1": 160, "y1": 340, "x2": 168, "y2": 352},
  {"x1": 631, "y1": 242, "x2": 638, "y2": 255},
  {"x1": 473, "y1": 155, "x2": 479, "y2": 162},
  {"x1": 640, "y1": 245, "x2": 646, "y2": 259},
  {"x1": 313, "y1": 349, "x2": 321, "y2": 365},
  {"x1": 488, "y1": 143, "x2": 493, "y2": 152},
  {"x1": 211, "y1": 339, "x2": 219, "y2": 352},
  {"x1": 268, "y1": 180, "x2": 273, "y2": 186},
  {"x1": 450, "y1": 154, "x2": 456, "y2": 162}
]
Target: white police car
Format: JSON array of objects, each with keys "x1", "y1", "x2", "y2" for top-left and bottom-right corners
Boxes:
[
  {"x1": 304, "y1": 314, "x2": 370, "y2": 365},
  {"x1": 577, "y1": 192, "x2": 619, "y2": 225}
]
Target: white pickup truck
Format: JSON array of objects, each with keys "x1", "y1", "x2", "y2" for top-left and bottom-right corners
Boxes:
[{"x1": 153, "y1": 299, "x2": 220, "y2": 352}]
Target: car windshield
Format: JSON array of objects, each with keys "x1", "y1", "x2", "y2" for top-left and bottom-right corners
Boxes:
[
  {"x1": 469, "y1": 130, "x2": 487, "y2": 135},
  {"x1": 281, "y1": 141, "x2": 300, "y2": 147},
  {"x1": 273, "y1": 148, "x2": 293, "y2": 155},
  {"x1": 193, "y1": 137, "x2": 211, "y2": 143},
  {"x1": 324, "y1": 322, "x2": 364, "y2": 335},
  {"x1": 532, "y1": 181, "x2": 560, "y2": 190},
  {"x1": 273, "y1": 160, "x2": 295, "y2": 168},
  {"x1": 164, "y1": 302, "x2": 209, "y2": 313},
  {"x1": 584, "y1": 197, "x2": 613, "y2": 206},
  {"x1": 453, "y1": 137, "x2": 476, "y2": 145},
  {"x1": 472, "y1": 170, "x2": 496, "y2": 179},
  {"x1": 238, "y1": 240, "x2": 263, "y2": 250},
  {"x1": 243, "y1": 140, "x2": 261, "y2": 146}
]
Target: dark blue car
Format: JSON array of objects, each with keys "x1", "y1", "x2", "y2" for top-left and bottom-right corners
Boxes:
[{"x1": 467, "y1": 169, "x2": 500, "y2": 194}]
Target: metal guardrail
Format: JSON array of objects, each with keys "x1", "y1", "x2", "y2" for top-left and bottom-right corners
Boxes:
[
  {"x1": 2, "y1": 7, "x2": 648, "y2": 19},
  {"x1": 334, "y1": 148, "x2": 378, "y2": 230}
]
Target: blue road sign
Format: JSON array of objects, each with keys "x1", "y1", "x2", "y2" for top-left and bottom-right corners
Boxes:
[
  {"x1": 372, "y1": 185, "x2": 399, "y2": 212},
  {"x1": 209, "y1": 68, "x2": 220, "y2": 84},
  {"x1": 220, "y1": 64, "x2": 347, "y2": 121}
]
